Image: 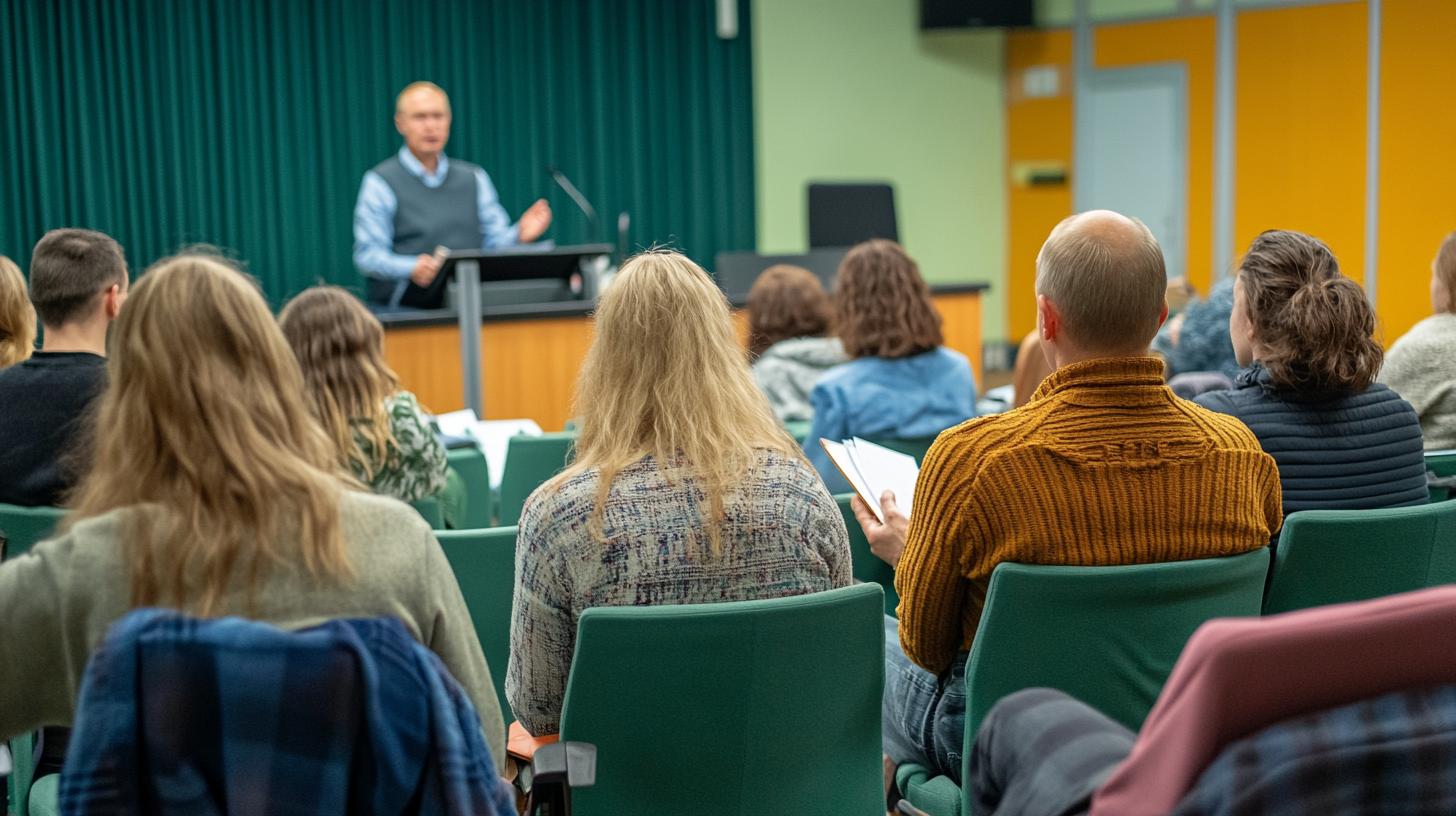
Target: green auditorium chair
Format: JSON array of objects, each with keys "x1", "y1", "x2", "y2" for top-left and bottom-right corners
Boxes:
[
  {"x1": 835, "y1": 493, "x2": 899, "y2": 616},
  {"x1": 896, "y1": 549, "x2": 1270, "y2": 816},
  {"x1": 1263, "y1": 501, "x2": 1456, "y2": 615},
  {"x1": 784, "y1": 420, "x2": 812, "y2": 445},
  {"x1": 409, "y1": 496, "x2": 446, "y2": 529},
  {"x1": 498, "y1": 432, "x2": 576, "y2": 526},
  {"x1": 555, "y1": 583, "x2": 885, "y2": 815},
  {"x1": 436, "y1": 526, "x2": 518, "y2": 720},
  {"x1": 446, "y1": 445, "x2": 494, "y2": 528},
  {"x1": 0, "y1": 504, "x2": 63, "y2": 815},
  {"x1": 1427, "y1": 450, "x2": 1456, "y2": 502},
  {"x1": 0, "y1": 504, "x2": 64, "y2": 561}
]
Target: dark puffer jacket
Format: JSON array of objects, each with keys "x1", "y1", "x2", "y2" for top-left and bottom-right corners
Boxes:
[{"x1": 1194, "y1": 363, "x2": 1428, "y2": 517}]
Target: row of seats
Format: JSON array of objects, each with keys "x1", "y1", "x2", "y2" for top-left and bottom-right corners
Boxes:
[{"x1": 5, "y1": 447, "x2": 1454, "y2": 814}]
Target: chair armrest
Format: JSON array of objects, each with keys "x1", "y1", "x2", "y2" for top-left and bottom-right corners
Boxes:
[{"x1": 896, "y1": 763, "x2": 963, "y2": 816}]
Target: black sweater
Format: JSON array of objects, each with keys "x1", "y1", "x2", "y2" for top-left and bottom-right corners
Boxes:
[{"x1": 0, "y1": 351, "x2": 107, "y2": 507}]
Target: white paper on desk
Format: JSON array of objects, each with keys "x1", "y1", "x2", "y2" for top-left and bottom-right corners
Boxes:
[
  {"x1": 819, "y1": 438, "x2": 884, "y2": 523},
  {"x1": 476, "y1": 420, "x2": 543, "y2": 490},
  {"x1": 848, "y1": 438, "x2": 919, "y2": 520},
  {"x1": 435, "y1": 409, "x2": 480, "y2": 439}
]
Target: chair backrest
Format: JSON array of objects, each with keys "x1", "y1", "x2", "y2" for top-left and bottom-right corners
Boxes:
[
  {"x1": 498, "y1": 432, "x2": 576, "y2": 526},
  {"x1": 835, "y1": 493, "x2": 899, "y2": 616},
  {"x1": 409, "y1": 496, "x2": 446, "y2": 529},
  {"x1": 1263, "y1": 501, "x2": 1456, "y2": 614},
  {"x1": 0, "y1": 504, "x2": 65, "y2": 561},
  {"x1": 446, "y1": 446, "x2": 494, "y2": 528},
  {"x1": 964, "y1": 550, "x2": 1269, "y2": 742},
  {"x1": 1427, "y1": 450, "x2": 1456, "y2": 502},
  {"x1": 558, "y1": 583, "x2": 885, "y2": 815},
  {"x1": 435, "y1": 526, "x2": 517, "y2": 720},
  {"x1": 863, "y1": 436, "x2": 937, "y2": 465}
]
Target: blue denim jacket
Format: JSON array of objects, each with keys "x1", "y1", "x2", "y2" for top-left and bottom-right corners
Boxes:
[
  {"x1": 59, "y1": 610, "x2": 514, "y2": 815},
  {"x1": 804, "y1": 347, "x2": 977, "y2": 494}
]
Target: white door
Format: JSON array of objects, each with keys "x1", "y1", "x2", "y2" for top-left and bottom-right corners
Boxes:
[{"x1": 1076, "y1": 64, "x2": 1188, "y2": 282}]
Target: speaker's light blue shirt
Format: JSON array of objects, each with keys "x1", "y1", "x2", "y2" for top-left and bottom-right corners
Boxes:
[{"x1": 353, "y1": 147, "x2": 521, "y2": 291}]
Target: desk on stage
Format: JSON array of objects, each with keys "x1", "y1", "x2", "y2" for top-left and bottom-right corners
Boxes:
[{"x1": 378, "y1": 283, "x2": 988, "y2": 432}]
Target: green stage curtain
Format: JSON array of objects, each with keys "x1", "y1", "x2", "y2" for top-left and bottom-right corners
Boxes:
[{"x1": 0, "y1": 0, "x2": 755, "y2": 303}]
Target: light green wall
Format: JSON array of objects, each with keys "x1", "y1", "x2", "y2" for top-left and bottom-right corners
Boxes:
[{"x1": 752, "y1": 0, "x2": 1009, "y2": 341}]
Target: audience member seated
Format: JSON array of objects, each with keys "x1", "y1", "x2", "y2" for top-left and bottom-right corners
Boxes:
[
  {"x1": 970, "y1": 586, "x2": 1456, "y2": 816},
  {"x1": 280, "y1": 286, "x2": 449, "y2": 505},
  {"x1": 853, "y1": 211, "x2": 1282, "y2": 784},
  {"x1": 745, "y1": 264, "x2": 846, "y2": 423},
  {"x1": 1153, "y1": 275, "x2": 1240, "y2": 381},
  {"x1": 0, "y1": 253, "x2": 508, "y2": 769},
  {"x1": 0, "y1": 255, "x2": 35, "y2": 369},
  {"x1": 1010, "y1": 330, "x2": 1052, "y2": 408},
  {"x1": 1195, "y1": 230, "x2": 1427, "y2": 517},
  {"x1": 1380, "y1": 230, "x2": 1456, "y2": 450},
  {"x1": 803, "y1": 240, "x2": 976, "y2": 492},
  {"x1": 0, "y1": 229, "x2": 126, "y2": 506},
  {"x1": 507, "y1": 250, "x2": 852, "y2": 736}
]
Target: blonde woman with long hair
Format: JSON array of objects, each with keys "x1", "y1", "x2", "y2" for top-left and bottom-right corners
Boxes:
[
  {"x1": 0, "y1": 255, "x2": 35, "y2": 368},
  {"x1": 0, "y1": 253, "x2": 507, "y2": 768},
  {"x1": 506, "y1": 249, "x2": 852, "y2": 736},
  {"x1": 279, "y1": 286, "x2": 448, "y2": 504}
]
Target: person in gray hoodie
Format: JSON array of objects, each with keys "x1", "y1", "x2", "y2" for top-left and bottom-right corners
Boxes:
[{"x1": 746, "y1": 264, "x2": 846, "y2": 423}]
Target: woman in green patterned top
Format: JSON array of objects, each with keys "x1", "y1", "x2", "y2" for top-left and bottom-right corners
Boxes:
[{"x1": 280, "y1": 286, "x2": 448, "y2": 503}]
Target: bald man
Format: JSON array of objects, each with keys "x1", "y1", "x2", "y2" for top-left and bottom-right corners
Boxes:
[
  {"x1": 855, "y1": 211, "x2": 1283, "y2": 785},
  {"x1": 354, "y1": 81, "x2": 552, "y2": 308}
]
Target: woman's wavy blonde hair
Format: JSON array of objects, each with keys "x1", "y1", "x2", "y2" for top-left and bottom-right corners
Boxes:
[
  {"x1": 547, "y1": 249, "x2": 800, "y2": 553},
  {"x1": 0, "y1": 255, "x2": 36, "y2": 368},
  {"x1": 64, "y1": 253, "x2": 354, "y2": 616},
  {"x1": 278, "y1": 286, "x2": 400, "y2": 481}
]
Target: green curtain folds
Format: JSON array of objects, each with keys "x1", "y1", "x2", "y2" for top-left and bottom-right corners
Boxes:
[{"x1": 0, "y1": 0, "x2": 755, "y2": 304}]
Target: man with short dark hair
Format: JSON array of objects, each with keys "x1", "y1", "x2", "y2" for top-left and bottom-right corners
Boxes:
[
  {"x1": 856, "y1": 211, "x2": 1284, "y2": 785},
  {"x1": 0, "y1": 228, "x2": 128, "y2": 506}
]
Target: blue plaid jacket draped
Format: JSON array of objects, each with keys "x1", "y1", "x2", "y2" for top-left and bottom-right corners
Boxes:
[{"x1": 57, "y1": 609, "x2": 514, "y2": 815}]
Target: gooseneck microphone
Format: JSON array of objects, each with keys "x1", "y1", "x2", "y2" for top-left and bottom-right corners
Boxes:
[{"x1": 547, "y1": 165, "x2": 599, "y2": 239}]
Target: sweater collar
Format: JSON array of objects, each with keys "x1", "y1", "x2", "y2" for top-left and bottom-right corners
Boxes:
[{"x1": 1031, "y1": 356, "x2": 1171, "y2": 406}]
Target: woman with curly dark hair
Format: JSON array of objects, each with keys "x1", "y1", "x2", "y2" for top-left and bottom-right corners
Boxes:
[
  {"x1": 1195, "y1": 230, "x2": 1426, "y2": 518},
  {"x1": 804, "y1": 240, "x2": 976, "y2": 492}
]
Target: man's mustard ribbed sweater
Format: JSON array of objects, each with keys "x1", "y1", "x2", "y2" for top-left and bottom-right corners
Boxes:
[{"x1": 895, "y1": 357, "x2": 1283, "y2": 674}]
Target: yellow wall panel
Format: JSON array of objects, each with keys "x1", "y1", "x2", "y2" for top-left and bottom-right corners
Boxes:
[
  {"x1": 1094, "y1": 16, "x2": 1217, "y2": 293},
  {"x1": 1376, "y1": 0, "x2": 1456, "y2": 343},
  {"x1": 1234, "y1": 3, "x2": 1367, "y2": 284},
  {"x1": 1006, "y1": 30, "x2": 1075, "y2": 340}
]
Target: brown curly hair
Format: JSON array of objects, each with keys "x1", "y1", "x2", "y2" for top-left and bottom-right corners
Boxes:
[
  {"x1": 745, "y1": 265, "x2": 833, "y2": 358},
  {"x1": 834, "y1": 240, "x2": 942, "y2": 359},
  {"x1": 1238, "y1": 230, "x2": 1382, "y2": 395}
]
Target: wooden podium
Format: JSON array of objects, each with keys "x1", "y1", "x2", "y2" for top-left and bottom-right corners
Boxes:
[{"x1": 434, "y1": 244, "x2": 612, "y2": 417}]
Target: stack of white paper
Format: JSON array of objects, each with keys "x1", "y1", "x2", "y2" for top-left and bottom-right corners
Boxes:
[
  {"x1": 435, "y1": 409, "x2": 545, "y2": 490},
  {"x1": 818, "y1": 437, "x2": 920, "y2": 522}
]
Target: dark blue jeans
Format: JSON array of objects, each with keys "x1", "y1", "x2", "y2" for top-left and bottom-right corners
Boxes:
[{"x1": 882, "y1": 615, "x2": 969, "y2": 783}]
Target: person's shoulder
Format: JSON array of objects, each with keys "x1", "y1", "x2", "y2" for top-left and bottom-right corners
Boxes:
[
  {"x1": 1390, "y1": 314, "x2": 1456, "y2": 355},
  {"x1": 1358, "y1": 382, "x2": 1421, "y2": 417},
  {"x1": 929, "y1": 406, "x2": 1037, "y2": 461},
  {"x1": 337, "y1": 490, "x2": 433, "y2": 548},
  {"x1": 1176, "y1": 397, "x2": 1264, "y2": 450}
]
